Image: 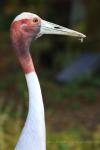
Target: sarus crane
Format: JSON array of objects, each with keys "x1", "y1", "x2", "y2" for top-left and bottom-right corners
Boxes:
[{"x1": 10, "y1": 12, "x2": 86, "y2": 150}]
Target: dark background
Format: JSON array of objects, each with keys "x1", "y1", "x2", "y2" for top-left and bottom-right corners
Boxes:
[{"x1": 0, "y1": 0, "x2": 100, "y2": 150}]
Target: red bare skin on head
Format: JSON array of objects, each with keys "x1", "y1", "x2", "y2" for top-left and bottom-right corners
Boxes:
[{"x1": 10, "y1": 19, "x2": 40, "y2": 73}]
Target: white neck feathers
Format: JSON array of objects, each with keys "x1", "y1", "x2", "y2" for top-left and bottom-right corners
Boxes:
[{"x1": 15, "y1": 72, "x2": 46, "y2": 150}]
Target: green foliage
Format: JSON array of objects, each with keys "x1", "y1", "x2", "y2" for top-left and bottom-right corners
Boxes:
[
  {"x1": 70, "y1": 102, "x2": 80, "y2": 110},
  {"x1": 0, "y1": 104, "x2": 23, "y2": 150},
  {"x1": 58, "y1": 144, "x2": 68, "y2": 150},
  {"x1": 46, "y1": 128, "x2": 100, "y2": 150},
  {"x1": 82, "y1": 90, "x2": 96, "y2": 103},
  {"x1": 7, "y1": 0, "x2": 20, "y2": 4}
]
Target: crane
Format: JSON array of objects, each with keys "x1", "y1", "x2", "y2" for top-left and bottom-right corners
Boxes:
[{"x1": 10, "y1": 12, "x2": 86, "y2": 150}]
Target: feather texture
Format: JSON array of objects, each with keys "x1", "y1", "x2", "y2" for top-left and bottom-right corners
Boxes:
[{"x1": 15, "y1": 72, "x2": 46, "y2": 150}]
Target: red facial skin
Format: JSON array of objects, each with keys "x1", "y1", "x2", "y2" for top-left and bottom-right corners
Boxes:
[{"x1": 10, "y1": 19, "x2": 40, "y2": 73}]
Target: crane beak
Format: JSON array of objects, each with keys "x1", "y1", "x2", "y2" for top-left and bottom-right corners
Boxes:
[{"x1": 40, "y1": 20, "x2": 86, "y2": 39}]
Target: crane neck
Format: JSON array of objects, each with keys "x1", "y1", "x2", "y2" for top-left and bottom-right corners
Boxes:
[
  {"x1": 14, "y1": 44, "x2": 35, "y2": 73},
  {"x1": 10, "y1": 22, "x2": 35, "y2": 73},
  {"x1": 15, "y1": 71, "x2": 46, "y2": 150}
]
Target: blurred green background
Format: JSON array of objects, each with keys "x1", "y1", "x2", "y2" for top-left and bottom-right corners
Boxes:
[{"x1": 0, "y1": 0, "x2": 100, "y2": 150}]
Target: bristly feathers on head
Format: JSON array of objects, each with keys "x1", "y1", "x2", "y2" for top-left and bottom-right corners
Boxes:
[
  {"x1": 13, "y1": 12, "x2": 39, "y2": 22},
  {"x1": 10, "y1": 12, "x2": 41, "y2": 73}
]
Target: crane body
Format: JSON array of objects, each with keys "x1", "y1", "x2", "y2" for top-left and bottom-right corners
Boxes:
[{"x1": 10, "y1": 12, "x2": 86, "y2": 150}]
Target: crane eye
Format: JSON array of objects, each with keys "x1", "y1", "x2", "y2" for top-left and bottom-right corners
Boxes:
[{"x1": 33, "y1": 18, "x2": 38, "y2": 23}]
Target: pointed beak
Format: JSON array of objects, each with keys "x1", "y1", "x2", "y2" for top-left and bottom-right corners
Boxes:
[{"x1": 40, "y1": 20, "x2": 86, "y2": 39}]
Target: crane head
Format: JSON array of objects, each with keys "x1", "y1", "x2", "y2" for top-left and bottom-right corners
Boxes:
[
  {"x1": 11, "y1": 12, "x2": 86, "y2": 44},
  {"x1": 10, "y1": 12, "x2": 86, "y2": 73}
]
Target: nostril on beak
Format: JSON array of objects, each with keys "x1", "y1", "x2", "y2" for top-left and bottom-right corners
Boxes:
[{"x1": 54, "y1": 26, "x2": 61, "y2": 29}]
